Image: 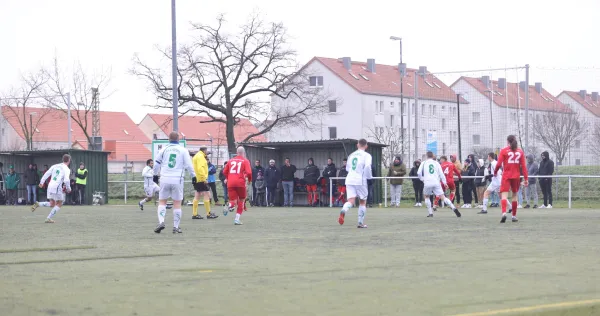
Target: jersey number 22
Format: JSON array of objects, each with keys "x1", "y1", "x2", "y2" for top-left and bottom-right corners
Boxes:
[{"x1": 507, "y1": 152, "x2": 521, "y2": 164}]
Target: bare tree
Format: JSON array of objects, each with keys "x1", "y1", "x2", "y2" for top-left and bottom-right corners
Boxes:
[
  {"x1": 1, "y1": 70, "x2": 54, "y2": 150},
  {"x1": 532, "y1": 110, "x2": 588, "y2": 165},
  {"x1": 471, "y1": 147, "x2": 495, "y2": 160},
  {"x1": 589, "y1": 123, "x2": 600, "y2": 157},
  {"x1": 45, "y1": 57, "x2": 111, "y2": 146},
  {"x1": 368, "y1": 126, "x2": 403, "y2": 167},
  {"x1": 132, "y1": 14, "x2": 332, "y2": 154}
]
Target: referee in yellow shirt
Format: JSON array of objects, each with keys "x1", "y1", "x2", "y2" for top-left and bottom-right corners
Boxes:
[{"x1": 192, "y1": 147, "x2": 218, "y2": 219}]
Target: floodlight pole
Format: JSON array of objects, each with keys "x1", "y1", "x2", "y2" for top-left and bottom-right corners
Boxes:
[
  {"x1": 171, "y1": 0, "x2": 179, "y2": 132},
  {"x1": 67, "y1": 92, "x2": 72, "y2": 147}
]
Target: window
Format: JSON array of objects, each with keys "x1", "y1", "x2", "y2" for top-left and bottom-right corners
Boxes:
[
  {"x1": 123, "y1": 129, "x2": 129, "y2": 135},
  {"x1": 422, "y1": 129, "x2": 426, "y2": 142},
  {"x1": 376, "y1": 100, "x2": 384, "y2": 113},
  {"x1": 411, "y1": 103, "x2": 415, "y2": 116},
  {"x1": 433, "y1": 105, "x2": 437, "y2": 116},
  {"x1": 442, "y1": 143, "x2": 446, "y2": 154},
  {"x1": 511, "y1": 113, "x2": 517, "y2": 121},
  {"x1": 377, "y1": 127, "x2": 384, "y2": 138},
  {"x1": 472, "y1": 112, "x2": 481, "y2": 123},
  {"x1": 402, "y1": 103, "x2": 407, "y2": 115},
  {"x1": 421, "y1": 104, "x2": 425, "y2": 116},
  {"x1": 350, "y1": 73, "x2": 359, "y2": 80},
  {"x1": 433, "y1": 82, "x2": 442, "y2": 89},
  {"x1": 441, "y1": 105, "x2": 445, "y2": 113},
  {"x1": 473, "y1": 134, "x2": 481, "y2": 146},
  {"x1": 429, "y1": 104, "x2": 432, "y2": 116},
  {"x1": 309, "y1": 76, "x2": 324, "y2": 87},
  {"x1": 402, "y1": 128, "x2": 407, "y2": 138},
  {"x1": 359, "y1": 74, "x2": 369, "y2": 81},
  {"x1": 442, "y1": 118, "x2": 446, "y2": 130},
  {"x1": 412, "y1": 128, "x2": 415, "y2": 140},
  {"x1": 576, "y1": 159, "x2": 581, "y2": 166},
  {"x1": 424, "y1": 80, "x2": 434, "y2": 88},
  {"x1": 390, "y1": 115, "x2": 394, "y2": 126},
  {"x1": 329, "y1": 127, "x2": 337, "y2": 139},
  {"x1": 328, "y1": 100, "x2": 337, "y2": 113},
  {"x1": 575, "y1": 140, "x2": 581, "y2": 149},
  {"x1": 390, "y1": 101, "x2": 394, "y2": 108},
  {"x1": 1, "y1": 128, "x2": 4, "y2": 136}
]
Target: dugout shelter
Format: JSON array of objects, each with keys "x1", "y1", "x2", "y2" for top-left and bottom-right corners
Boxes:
[{"x1": 241, "y1": 139, "x2": 385, "y2": 206}]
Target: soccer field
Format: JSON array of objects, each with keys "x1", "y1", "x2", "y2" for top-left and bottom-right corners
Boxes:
[{"x1": 1, "y1": 205, "x2": 599, "y2": 316}]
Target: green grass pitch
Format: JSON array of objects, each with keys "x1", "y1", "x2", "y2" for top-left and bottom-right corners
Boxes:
[{"x1": 1, "y1": 205, "x2": 599, "y2": 316}]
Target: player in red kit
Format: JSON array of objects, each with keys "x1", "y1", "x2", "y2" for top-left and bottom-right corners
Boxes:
[
  {"x1": 494, "y1": 135, "x2": 528, "y2": 223},
  {"x1": 223, "y1": 146, "x2": 252, "y2": 225},
  {"x1": 435, "y1": 155, "x2": 462, "y2": 209}
]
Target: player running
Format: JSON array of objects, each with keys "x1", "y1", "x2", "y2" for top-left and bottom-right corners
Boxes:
[
  {"x1": 494, "y1": 135, "x2": 528, "y2": 223},
  {"x1": 478, "y1": 152, "x2": 503, "y2": 215},
  {"x1": 139, "y1": 159, "x2": 160, "y2": 211},
  {"x1": 223, "y1": 146, "x2": 252, "y2": 225},
  {"x1": 153, "y1": 132, "x2": 196, "y2": 234},
  {"x1": 192, "y1": 147, "x2": 218, "y2": 219},
  {"x1": 434, "y1": 155, "x2": 462, "y2": 209},
  {"x1": 31, "y1": 154, "x2": 72, "y2": 223},
  {"x1": 338, "y1": 139, "x2": 372, "y2": 228},
  {"x1": 418, "y1": 151, "x2": 461, "y2": 218}
]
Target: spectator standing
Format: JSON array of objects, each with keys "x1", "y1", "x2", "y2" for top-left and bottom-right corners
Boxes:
[
  {"x1": 524, "y1": 154, "x2": 539, "y2": 209},
  {"x1": 467, "y1": 154, "x2": 479, "y2": 206},
  {"x1": 41, "y1": 165, "x2": 50, "y2": 201},
  {"x1": 254, "y1": 171, "x2": 266, "y2": 207},
  {"x1": 207, "y1": 159, "x2": 219, "y2": 205},
  {"x1": 264, "y1": 160, "x2": 280, "y2": 207},
  {"x1": 538, "y1": 151, "x2": 554, "y2": 208},
  {"x1": 461, "y1": 158, "x2": 476, "y2": 208},
  {"x1": 34, "y1": 164, "x2": 42, "y2": 201},
  {"x1": 280, "y1": 158, "x2": 296, "y2": 207},
  {"x1": 75, "y1": 162, "x2": 88, "y2": 205},
  {"x1": 251, "y1": 160, "x2": 264, "y2": 206},
  {"x1": 5, "y1": 165, "x2": 20, "y2": 205},
  {"x1": 219, "y1": 161, "x2": 229, "y2": 204},
  {"x1": 303, "y1": 158, "x2": 319, "y2": 207},
  {"x1": 409, "y1": 160, "x2": 423, "y2": 206},
  {"x1": 387, "y1": 156, "x2": 406, "y2": 207},
  {"x1": 25, "y1": 163, "x2": 39, "y2": 204},
  {"x1": 367, "y1": 164, "x2": 377, "y2": 207},
  {"x1": 450, "y1": 155, "x2": 463, "y2": 204},
  {"x1": 334, "y1": 158, "x2": 348, "y2": 206},
  {"x1": 475, "y1": 159, "x2": 487, "y2": 206},
  {"x1": 322, "y1": 158, "x2": 337, "y2": 206}
]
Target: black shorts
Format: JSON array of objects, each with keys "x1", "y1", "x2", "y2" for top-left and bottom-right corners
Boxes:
[{"x1": 194, "y1": 182, "x2": 210, "y2": 192}]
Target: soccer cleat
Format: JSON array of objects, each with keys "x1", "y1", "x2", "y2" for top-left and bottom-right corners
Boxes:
[
  {"x1": 222, "y1": 205, "x2": 229, "y2": 216},
  {"x1": 500, "y1": 213, "x2": 507, "y2": 223},
  {"x1": 173, "y1": 227, "x2": 182, "y2": 234},
  {"x1": 234, "y1": 220, "x2": 243, "y2": 225},
  {"x1": 31, "y1": 202, "x2": 39, "y2": 212},
  {"x1": 44, "y1": 218, "x2": 55, "y2": 223},
  {"x1": 154, "y1": 222, "x2": 165, "y2": 234},
  {"x1": 477, "y1": 210, "x2": 488, "y2": 214},
  {"x1": 427, "y1": 214, "x2": 434, "y2": 218},
  {"x1": 517, "y1": 204, "x2": 523, "y2": 209},
  {"x1": 139, "y1": 202, "x2": 144, "y2": 211},
  {"x1": 357, "y1": 223, "x2": 368, "y2": 228},
  {"x1": 192, "y1": 215, "x2": 203, "y2": 219},
  {"x1": 414, "y1": 203, "x2": 419, "y2": 207},
  {"x1": 524, "y1": 204, "x2": 531, "y2": 209},
  {"x1": 207, "y1": 212, "x2": 219, "y2": 219},
  {"x1": 453, "y1": 208, "x2": 462, "y2": 218},
  {"x1": 338, "y1": 211, "x2": 345, "y2": 225},
  {"x1": 539, "y1": 205, "x2": 546, "y2": 209},
  {"x1": 533, "y1": 205, "x2": 538, "y2": 209},
  {"x1": 547, "y1": 204, "x2": 553, "y2": 209},
  {"x1": 512, "y1": 216, "x2": 519, "y2": 222}
]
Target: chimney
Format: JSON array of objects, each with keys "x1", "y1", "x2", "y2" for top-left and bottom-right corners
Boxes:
[
  {"x1": 418, "y1": 66, "x2": 427, "y2": 77},
  {"x1": 498, "y1": 78, "x2": 506, "y2": 90},
  {"x1": 535, "y1": 82, "x2": 543, "y2": 94},
  {"x1": 579, "y1": 90, "x2": 587, "y2": 99},
  {"x1": 592, "y1": 92, "x2": 599, "y2": 102},
  {"x1": 519, "y1": 81, "x2": 527, "y2": 91},
  {"x1": 341, "y1": 57, "x2": 351, "y2": 71},
  {"x1": 481, "y1": 76, "x2": 490, "y2": 88},
  {"x1": 366, "y1": 58, "x2": 376, "y2": 73},
  {"x1": 398, "y1": 63, "x2": 407, "y2": 77}
]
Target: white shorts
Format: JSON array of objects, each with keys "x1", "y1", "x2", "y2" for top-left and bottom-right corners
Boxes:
[
  {"x1": 47, "y1": 191, "x2": 65, "y2": 202},
  {"x1": 159, "y1": 183, "x2": 184, "y2": 201},
  {"x1": 144, "y1": 183, "x2": 160, "y2": 197},
  {"x1": 346, "y1": 185, "x2": 368, "y2": 200},
  {"x1": 423, "y1": 184, "x2": 444, "y2": 197},
  {"x1": 487, "y1": 181, "x2": 500, "y2": 193}
]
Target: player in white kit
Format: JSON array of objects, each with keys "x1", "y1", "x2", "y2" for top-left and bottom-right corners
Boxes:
[
  {"x1": 139, "y1": 159, "x2": 160, "y2": 211},
  {"x1": 153, "y1": 132, "x2": 196, "y2": 234},
  {"x1": 478, "y1": 152, "x2": 510, "y2": 215},
  {"x1": 338, "y1": 139, "x2": 372, "y2": 228},
  {"x1": 31, "y1": 154, "x2": 72, "y2": 223},
  {"x1": 417, "y1": 151, "x2": 461, "y2": 218}
]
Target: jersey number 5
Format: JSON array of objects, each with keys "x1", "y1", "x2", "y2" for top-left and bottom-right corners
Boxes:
[
  {"x1": 52, "y1": 169, "x2": 60, "y2": 181},
  {"x1": 507, "y1": 152, "x2": 521, "y2": 164},
  {"x1": 229, "y1": 161, "x2": 242, "y2": 174},
  {"x1": 168, "y1": 154, "x2": 177, "y2": 168},
  {"x1": 429, "y1": 165, "x2": 435, "y2": 174}
]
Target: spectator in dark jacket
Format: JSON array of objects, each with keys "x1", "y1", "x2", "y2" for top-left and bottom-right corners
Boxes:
[
  {"x1": 538, "y1": 151, "x2": 554, "y2": 208},
  {"x1": 467, "y1": 154, "x2": 479, "y2": 205},
  {"x1": 303, "y1": 158, "x2": 320, "y2": 206},
  {"x1": 264, "y1": 159, "x2": 280, "y2": 206},
  {"x1": 461, "y1": 158, "x2": 476, "y2": 207},
  {"x1": 322, "y1": 158, "x2": 337, "y2": 206},
  {"x1": 280, "y1": 158, "x2": 297, "y2": 207},
  {"x1": 335, "y1": 158, "x2": 348, "y2": 206},
  {"x1": 409, "y1": 160, "x2": 423, "y2": 206},
  {"x1": 219, "y1": 161, "x2": 228, "y2": 203},
  {"x1": 367, "y1": 164, "x2": 377, "y2": 207},
  {"x1": 387, "y1": 156, "x2": 407, "y2": 207},
  {"x1": 251, "y1": 160, "x2": 264, "y2": 206},
  {"x1": 24, "y1": 164, "x2": 39, "y2": 204},
  {"x1": 525, "y1": 154, "x2": 539, "y2": 209}
]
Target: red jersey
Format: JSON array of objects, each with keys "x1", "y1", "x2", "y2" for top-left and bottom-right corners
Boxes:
[
  {"x1": 441, "y1": 161, "x2": 462, "y2": 183},
  {"x1": 495, "y1": 146, "x2": 528, "y2": 180},
  {"x1": 223, "y1": 155, "x2": 252, "y2": 187}
]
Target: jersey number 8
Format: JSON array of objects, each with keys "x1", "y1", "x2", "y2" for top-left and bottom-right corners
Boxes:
[{"x1": 428, "y1": 164, "x2": 435, "y2": 174}]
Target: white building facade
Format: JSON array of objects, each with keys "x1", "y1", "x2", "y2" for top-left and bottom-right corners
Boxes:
[{"x1": 557, "y1": 90, "x2": 600, "y2": 166}]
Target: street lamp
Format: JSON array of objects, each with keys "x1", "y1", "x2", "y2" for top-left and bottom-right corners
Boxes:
[
  {"x1": 29, "y1": 112, "x2": 37, "y2": 150},
  {"x1": 390, "y1": 36, "x2": 405, "y2": 159}
]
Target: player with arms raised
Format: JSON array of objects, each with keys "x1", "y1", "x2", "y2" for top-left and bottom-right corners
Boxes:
[
  {"x1": 435, "y1": 155, "x2": 462, "y2": 209},
  {"x1": 31, "y1": 154, "x2": 72, "y2": 223},
  {"x1": 223, "y1": 146, "x2": 252, "y2": 225},
  {"x1": 494, "y1": 135, "x2": 528, "y2": 223},
  {"x1": 139, "y1": 159, "x2": 160, "y2": 211},
  {"x1": 338, "y1": 139, "x2": 372, "y2": 228},
  {"x1": 418, "y1": 151, "x2": 461, "y2": 218},
  {"x1": 153, "y1": 132, "x2": 196, "y2": 234}
]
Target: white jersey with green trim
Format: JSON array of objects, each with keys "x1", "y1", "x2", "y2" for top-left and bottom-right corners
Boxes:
[
  {"x1": 153, "y1": 142, "x2": 196, "y2": 185},
  {"x1": 417, "y1": 159, "x2": 446, "y2": 186},
  {"x1": 40, "y1": 163, "x2": 72, "y2": 193},
  {"x1": 345, "y1": 149, "x2": 373, "y2": 186}
]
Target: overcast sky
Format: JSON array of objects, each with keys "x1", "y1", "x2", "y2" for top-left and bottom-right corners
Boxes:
[{"x1": 1, "y1": 0, "x2": 599, "y2": 123}]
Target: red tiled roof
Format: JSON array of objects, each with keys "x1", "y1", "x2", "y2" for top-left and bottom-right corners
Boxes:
[
  {"x1": 455, "y1": 77, "x2": 571, "y2": 112},
  {"x1": 1, "y1": 106, "x2": 150, "y2": 143},
  {"x1": 313, "y1": 57, "x2": 463, "y2": 103},
  {"x1": 558, "y1": 91, "x2": 600, "y2": 117},
  {"x1": 146, "y1": 114, "x2": 266, "y2": 144}
]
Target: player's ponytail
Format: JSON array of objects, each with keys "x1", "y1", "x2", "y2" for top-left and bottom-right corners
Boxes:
[{"x1": 507, "y1": 135, "x2": 518, "y2": 150}]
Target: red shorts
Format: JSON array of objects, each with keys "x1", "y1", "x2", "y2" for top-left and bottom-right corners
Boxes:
[
  {"x1": 500, "y1": 178, "x2": 521, "y2": 193},
  {"x1": 227, "y1": 186, "x2": 247, "y2": 201},
  {"x1": 306, "y1": 184, "x2": 317, "y2": 192},
  {"x1": 446, "y1": 181, "x2": 456, "y2": 191},
  {"x1": 337, "y1": 186, "x2": 346, "y2": 194}
]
